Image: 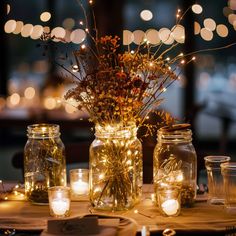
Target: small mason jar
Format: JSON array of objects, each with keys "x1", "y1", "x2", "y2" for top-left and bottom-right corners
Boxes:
[
  {"x1": 24, "y1": 124, "x2": 67, "y2": 204},
  {"x1": 89, "y1": 122, "x2": 143, "y2": 211},
  {"x1": 153, "y1": 124, "x2": 197, "y2": 207}
]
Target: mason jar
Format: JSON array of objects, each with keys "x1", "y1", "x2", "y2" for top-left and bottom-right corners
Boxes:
[
  {"x1": 24, "y1": 124, "x2": 67, "y2": 204},
  {"x1": 153, "y1": 124, "x2": 197, "y2": 207},
  {"x1": 89, "y1": 122, "x2": 143, "y2": 211}
]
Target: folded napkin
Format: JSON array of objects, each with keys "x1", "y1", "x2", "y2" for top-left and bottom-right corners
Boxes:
[{"x1": 40, "y1": 214, "x2": 138, "y2": 236}]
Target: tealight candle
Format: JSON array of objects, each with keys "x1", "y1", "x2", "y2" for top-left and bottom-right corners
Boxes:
[
  {"x1": 51, "y1": 198, "x2": 70, "y2": 215},
  {"x1": 158, "y1": 188, "x2": 181, "y2": 217},
  {"x1": 71, "y1": 180, "x2": 89, "y2": 195},
  {"x1": 161, "y1": 199, "x2": 179, "y2": 216},
  {"x1": 70, "y1": 169, "x2": 89, "y2": 200},
  {"x1": 48, "y1": 186, "x2": 71, "y2": 217}
]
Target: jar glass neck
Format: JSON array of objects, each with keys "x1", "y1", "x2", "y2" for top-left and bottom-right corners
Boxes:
[
  {"x1": 95, "y1": 122, "x2": 137, "y2": 139},
  {"x1": 27, "y1": 124, "x2": 60, "y2": 139},
  {"x1": 157, "y1": 129, "x2": 192, "y2": 143}
]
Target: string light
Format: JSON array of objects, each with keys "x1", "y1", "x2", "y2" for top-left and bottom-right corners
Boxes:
[{"x1": 134, "y1": 209, "x2": 154, "y2": 218}]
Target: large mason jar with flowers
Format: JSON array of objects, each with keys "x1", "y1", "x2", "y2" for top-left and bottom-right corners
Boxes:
[{"x1": 62, "y1": 34, "x2": 177, "y2": 210}]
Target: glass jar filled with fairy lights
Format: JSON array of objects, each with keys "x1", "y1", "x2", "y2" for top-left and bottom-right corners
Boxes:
[
  {"x1": 89, "y1": 122, "x2": 143, "y2": 211},
  {"x1": 153, "y1": 124, "x2": 197, "y2": 207},
  {"x1": 24, "y1": 124, "x2": 66, "y2": 204}
]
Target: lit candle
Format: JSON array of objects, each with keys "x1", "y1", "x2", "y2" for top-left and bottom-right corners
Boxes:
[
  {"x1": 48, "y1": 186, "x2": 71, "y2": 217},
  {"x1": 70, "y1": 169, "x2": 89, "y2": 198},
  {"x1": 161, "y1": 199, "x2": 179, "y2": 216},
  {"x1": 71, "y1": 180, "x2": 89, "y2": 195},
  {"x1": 51, "y1": 198, "x2": 70, "y2": 216}
]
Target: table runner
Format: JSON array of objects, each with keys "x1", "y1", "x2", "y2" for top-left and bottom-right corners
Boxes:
[{"x1": 0, "y1": 185, "x2": 236, "y2": 234}]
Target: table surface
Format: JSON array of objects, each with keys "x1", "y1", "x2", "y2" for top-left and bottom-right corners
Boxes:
[{"x1": 0, "y1": 185, "x2": 236, "y2": 236}]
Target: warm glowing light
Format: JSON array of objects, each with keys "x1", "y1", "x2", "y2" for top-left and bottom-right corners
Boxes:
[
  {"x1": 140, "y1": 10, "x2": 153, "y2": 21},
  {"x1": 181, "y1": 60, "x2": 185, "y2": 64},
  {"x1": 31, "y1": 25, "x2": 44, "y2": 40},
  {"x1": 161, "y1": 199, "x2": 179, "y2": 216},
  {"x1": 200, "y1": 28, "x2": 213, "y2": 41},
  {"x1": 134, "y1": 209, "x2": 138, "y2": 214},
  {"x1": 171, "y1": 24, "x2": 185, "y2": 43},
  {"x1": 72, "y1": 65, "x2": 79, "y2": 72},
  {"x1": 145, "y1": 29, "x2": 160, "y2": 45},
  {"x1": 24, "y1": 87, "x2": 36, "y2": 99},
  {"x1": 162, "y1": 87, "x2": 167, "y2": 92},
  {"x1": 133, "y1": 30, "x2": 145, "y2": 45},
  {"x1": 159, "y1": 28, "x2": 174, "y2": 45},
  {"x1": 216, "y1": 24, "x2": 229, "y2": 37},
  {"x1": 21, "y1": 24, "x2": 33, "y2": 37},
  {"x1": 44, "y1": 97, "x2": 57, "y2": 110},
  {"x1": 7, "y1": 4, "x2": 10, "y2": 14},
  {"x1": 79, "y1": 21, "x2": 83, "y2": 25},
  {"x1": 194, "y1": 21, "x2": 201, "y2": 35},
  {"x1": 89, "y1": 0, "x2": 93, "y2": 4},
  {"x1": 51, "y1": 198, "x2": 70, "y2": 216},
  {"x1": 204, "y1": 18, "x2": 216, "y2": 31},
  {"x1": 65, "y1": 103, "x2": 77, "y2": 113},
  {"x1": 51, "y1": 27, "x2": 66, "y2": 41},
  {"x1": 192, "y1": 4, "x2": 203, "y2": 14},
  {"x1": 40, "y1": 12, "x2": 51, "y2": 22},
  {"x1": 81, "y1": 44, "x2": 86, "y2": 49},
  {"x1": 12, "y1": 21, "x2": 23, "y2": 35},
  {"x1": 10, "y1": 93, "x2": 20, "y2": 106},
  {"x1": 43, "y1": 26, "x2": 50, "y2": 33},
  {"x1": 123, "y1": 30, "x2": 133, "y2": 45},
  {"x1": 70, "y1": 29, "x2": 86, "y2": 44},
  {"x1": 4, "y1": 19, "x2": 16, "y2": 33},
  {"x1": 71, "y1": 180, "x2": 89, "y2": 195},
  {"x1": 228, "y1": 13, "x2": 236, "y2": 25}
]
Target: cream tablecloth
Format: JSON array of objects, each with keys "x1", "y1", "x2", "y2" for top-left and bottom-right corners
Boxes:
[{"x1": 0, "y1": 185, "x2": 236, "y2": 235}]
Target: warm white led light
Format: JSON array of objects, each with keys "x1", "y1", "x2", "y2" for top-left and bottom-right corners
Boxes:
[{"x1": 140, "y1": 10, "x2": 153, "y2": 21}]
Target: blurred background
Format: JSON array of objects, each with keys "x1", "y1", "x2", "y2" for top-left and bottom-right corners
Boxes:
[{"x1": 1, "y1": 0, "x2": 236, "y2": 182}]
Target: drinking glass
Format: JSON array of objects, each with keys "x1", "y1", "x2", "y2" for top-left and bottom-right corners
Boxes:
[{"x1": 204, "y1": 156, "x2": 230, "y2": 204}]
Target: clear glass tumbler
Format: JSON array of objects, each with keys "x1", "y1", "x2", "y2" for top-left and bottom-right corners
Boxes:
[
  {"x1": 70, "y1": 169, "x2": 89, "y2": 200},
  {"x1": 48, "y1": 186, "x2": 71, "y2": 218},
  {"x1": 157, "y1": 187, "x2": 181, "y2": 217},
  {"x1": 204, "y1": 156, "x2": 231, "y2": 204},
  {"x1": 221, "y1": 162, "x2": 236, "y2": 213}
]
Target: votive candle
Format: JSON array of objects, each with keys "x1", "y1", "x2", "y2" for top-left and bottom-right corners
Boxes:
[
  {"x1": 158, "y1": 188, "x2": 181, "y2": 217},
  {"x1": 70, "y1": 169, "x2": 89, "y2": 198},
  {"x1": 48, "y1": 186, "x2": 71, "y2": 217}
]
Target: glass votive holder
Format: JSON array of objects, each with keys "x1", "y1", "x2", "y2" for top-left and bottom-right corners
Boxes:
[
  {"x1": 48, "y1": 186, "x2": 71, "y2": 218},
  {"x1": 221, "y1": 162, "x2": 236, "y2": 213},
  {"x1": 204, "y1": 156, "x2": 231, "y2": 205},
  {"x1": 70, "y1": 169, "x2": 89, "y2": 200},
  {"x1": 157, "y1": 187, "x2": 181, "y2": 217}
]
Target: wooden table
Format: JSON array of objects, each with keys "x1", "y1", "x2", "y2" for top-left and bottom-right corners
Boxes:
[{"x1": 1, "y1": 185, "x2": 236, "y2": 235}]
